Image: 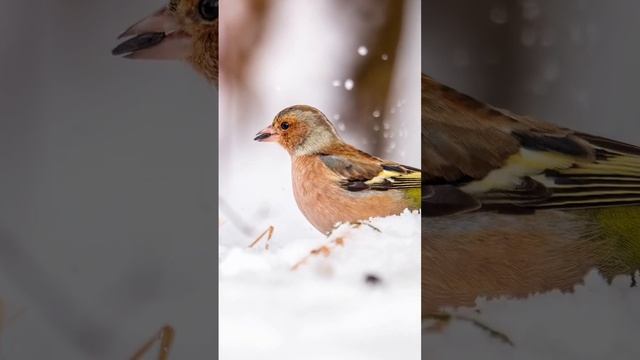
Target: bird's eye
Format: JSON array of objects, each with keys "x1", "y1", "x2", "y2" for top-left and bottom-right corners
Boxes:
[
  {"x1": 280, "y1": 122, "x2": 290, "y2": 130},
  {"x1": 198, "y1": 0, "x2": 218, "y2": 21}
]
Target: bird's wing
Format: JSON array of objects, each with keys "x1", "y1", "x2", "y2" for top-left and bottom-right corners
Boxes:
[
  {"x1": 422, "y1": 74, "x2": 523, "y2": 184},
  {"x1": 319, "y1": 152, "x2": 421, "y2": 192},
  {"x1": 422, "y1": 74, "x2": 640, "y2": 215},
  {"x1": 520, "y1": 132, "x2": 640, "y2": 210}
]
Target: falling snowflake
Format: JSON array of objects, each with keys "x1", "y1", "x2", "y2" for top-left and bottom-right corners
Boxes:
[{"x1": 344, "y1": 79, "x2": 354, "y2": 90}]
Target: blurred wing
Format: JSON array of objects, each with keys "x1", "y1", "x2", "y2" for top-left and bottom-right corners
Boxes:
[
  {"x1": 319, "y1": 155, "x2": 421, "y2": 192},
  {"x1": 523, "y1": 133, "x2": 640, "y2": 210},
  {"x1": 430, "y1": 129, "x2": 640, "y2": 213},
  {"x1": 422, "y1": 116, "x2": 521, "y2": 185},
  {"x1": 422, "y1": 74, "x2": 640, "y2": 214},
  {"x1": 422, "y1": 74, "x2": 526, "y2": 184},
  {"x1": 423, "y1": 184, "x2": 481, "y2": 216}
]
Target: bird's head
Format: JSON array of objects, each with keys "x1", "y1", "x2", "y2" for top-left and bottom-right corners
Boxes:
[
  {"x1": 112, "y1": 0, "x2": 219, "y2": 83},
  {"x1": 254, "y1": 106, "x2": 342, "y2": 156}
]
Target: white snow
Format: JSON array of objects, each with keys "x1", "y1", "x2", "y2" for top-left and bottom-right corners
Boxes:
[
  {"x1": 344, "y1": 78, "x2": 355, "y2": 91},
  {"x1": 220, "y1": 211, "x2": 421, "y2": 360},
  {"x1": 423, "y1": 271, "x2": 640, "y2": 360},
  {"x1": 219, "y1": 0, "x2": 421, "y2": 359}
]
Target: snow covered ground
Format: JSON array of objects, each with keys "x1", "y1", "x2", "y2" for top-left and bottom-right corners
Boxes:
[
  {"x1": 219, "y1": 0, "x2": 421, "y2": 359},
  {"x1": 220, "y1": 211, "x2": 420, "y2": 360},
  {"x1": 423, "y1": 271, "x2": 640, "y2": 360}
]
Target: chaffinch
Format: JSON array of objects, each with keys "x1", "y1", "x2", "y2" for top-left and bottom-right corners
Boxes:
[
  {"x1": 112, "y1": 0, "x2": 219, "y2": 84},
  {"x1": 423, "y1": 74, "x2": 640, "y2": 313},
  {"x1": 256, "y1": 105, "x2": 421, "y2": 234}
]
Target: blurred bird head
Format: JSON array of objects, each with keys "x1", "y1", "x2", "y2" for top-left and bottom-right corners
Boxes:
[
  {"x1": 112, "y1": 0, "x2": 219, "y2": 83},
  {"x1": 254, "y1": 105, "x2": 342, "y2": 156}
]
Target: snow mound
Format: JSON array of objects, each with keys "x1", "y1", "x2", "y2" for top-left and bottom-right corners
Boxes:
[
  {"x1": 423, "y1": 270, "x2": 640, "y2": 360},
  {"x1": 220, "y1": 210, "x2": 421, "y2": 360}
]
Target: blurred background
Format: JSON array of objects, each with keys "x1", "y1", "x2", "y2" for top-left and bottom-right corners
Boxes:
[
  {"x1": 0, "y1": 1, "x2": 217, "y2": 358},
  {"x1": 423, "y1": 1, "x2": 640, "y2": 358},
  {"x1": 218, "y1": 1, "x2": 421, "y2": 359},
  {"x1": 423, "y1": 0, "x2": 640, "y2": 143},
  {"x1": 219, "y1": 0, "x2": 421, "y2": 242}
]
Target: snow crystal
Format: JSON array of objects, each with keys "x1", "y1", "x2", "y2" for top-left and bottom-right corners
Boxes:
[
  {"x1": 344, "y1": 79, "x2": 355, "y2": 90},
  {"x1": 423, "y1": 270, "x2": 640, "y2": 360}
]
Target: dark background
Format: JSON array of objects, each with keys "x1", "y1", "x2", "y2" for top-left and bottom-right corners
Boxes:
[
  {"x1": 423, "y1": 0, "x2": 640, "y2": 145},
  {"x1": 0, "y1": 1, "x2": 217, "y2": 358},
  {"x1": 422, "y1": 0, "x2": 640, "y2": 358}
]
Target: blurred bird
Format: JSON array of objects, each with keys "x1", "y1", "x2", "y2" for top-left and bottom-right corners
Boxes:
[
  {"x1": 112, "y1": 0, "x2": 219, "y2": 84},
  {"x1": 255, "y1": 105, "x2": 421, "y2": 234},
  {"x1": 422, "y1": 74, "x2": 640, "y2": 312}
]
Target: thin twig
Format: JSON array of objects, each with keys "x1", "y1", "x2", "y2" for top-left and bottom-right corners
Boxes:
[
  {"x1": 130, "y1": 325, "x2": 175, "y2": 360},
  {"x1": 248, "y1": 226, "x2": 274, "y2": 250},
  {"x1": 423, "y1": 313, "x2": 514, "y2": 346},
  {"x1": 291, "y1": 237, "x2": 345, "y2": 271}
]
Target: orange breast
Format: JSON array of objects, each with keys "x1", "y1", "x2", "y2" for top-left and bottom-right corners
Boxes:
[
  {"x1": 422, "y1": 211, "x2": 607, "y2": 313},
  {"x1": 291, "y1": 156, "x2": 409, "y2": 233}
]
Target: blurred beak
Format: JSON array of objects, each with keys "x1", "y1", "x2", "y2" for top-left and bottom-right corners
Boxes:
[
  {"x1": 254, "y1": 126, "x2": 279, "y2": 142},
  {"x1": 112, "y1": 7, "x2": 191, "y2": 60}
]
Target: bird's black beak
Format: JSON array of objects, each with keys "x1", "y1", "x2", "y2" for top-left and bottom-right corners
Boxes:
[
  {"x1": 112, "y1": 32, "x2": 166, "y2": 56},
  {"x1": 112, "y1": 7, "x2": 191, "y2": 60},
  {"x1": 254, "y1": 133, "x2": 272, "y2": 141},
  {"x1": 254, "y1": 126, "x2": 279, "y2": 142}
]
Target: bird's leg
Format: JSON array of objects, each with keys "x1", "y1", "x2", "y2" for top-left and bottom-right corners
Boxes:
[
  {"x1": 325, "y1": 220, "x2": 381, "y2": 238},
  {"x1": 130, "y1": 325, "x2": 175, "y2": 360},
  {"x1": 291, "y1": 237, "x2": 345, "y2": 271},
  {"x1": 292, "y1": 220, "x2": 382, "y2": 271},
  {"x1": 423, "y1": 312, "x2": 514, "y2": 346},
  {"x1": 348, "y1": 221, "x2": 381, "y2": 233},
  {"x1": 248, "y1": 225, "x2": 274, "y2": 251}
]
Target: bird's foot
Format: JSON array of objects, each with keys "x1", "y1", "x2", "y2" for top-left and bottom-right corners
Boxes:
[
  {"x1": 349, "y1": 220, "x2": 381, "y2": 232},
  {"x1": 326, "y1": 220, "x2": 381, "y2": 237},
  {"x1": 248, "y1": 225, "x2": 274, "y2": 251}
]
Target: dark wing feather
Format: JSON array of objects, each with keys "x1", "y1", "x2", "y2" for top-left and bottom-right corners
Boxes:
[
  {"x1": 422, "y1": 74, "x2": 640, "y2": 215},
  {"x1": 422, "y1": 74, "x2": 522, "y2": 184},
  {"x1": 319, "y1": 154, "x2": 421, "y2": 192}
]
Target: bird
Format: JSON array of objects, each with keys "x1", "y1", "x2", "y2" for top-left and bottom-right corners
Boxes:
[
  {"x1": 113, "y1": 5, "x2": 640, "y2": 316},
  {"x1": 255, "y1": 105, "x2": 421, "y2": 234},
  {"x1": 422, "y1": 73, "x2": 640, "y2": 313},
  {"x1": 112, "y1": 0, "x2": 219, "y2": 84}
]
